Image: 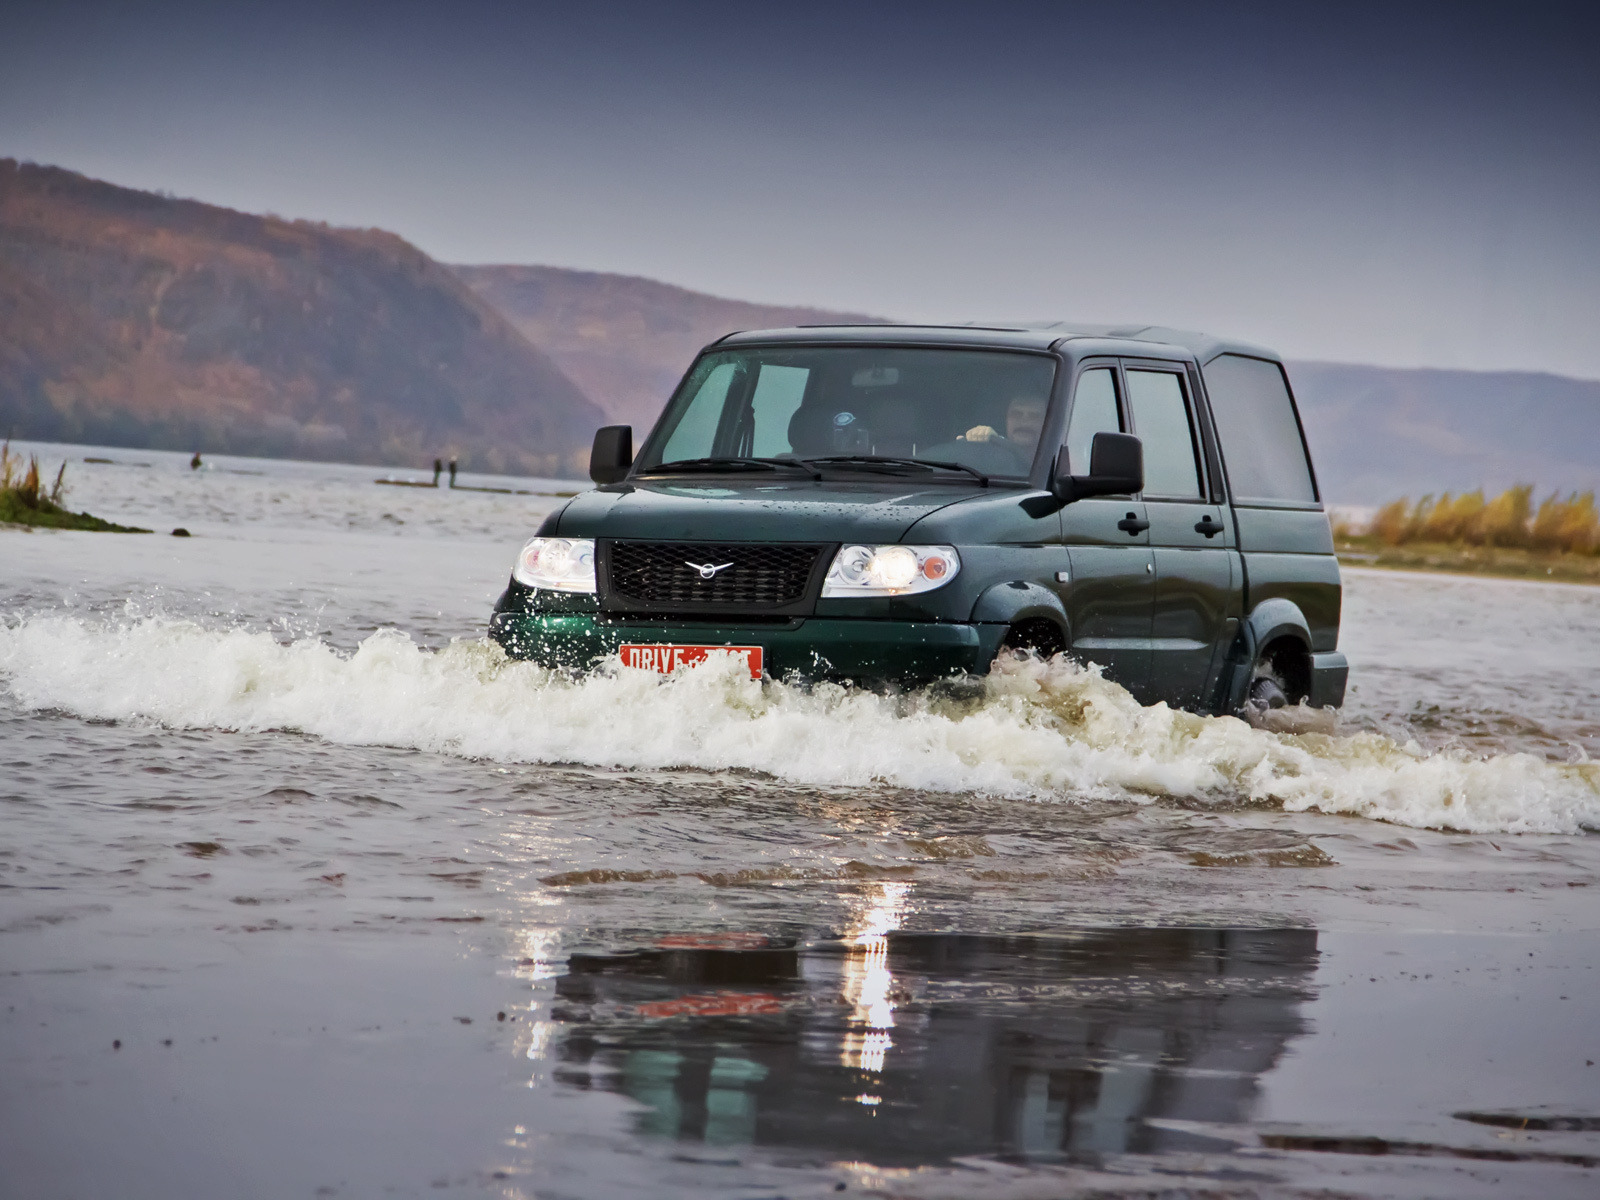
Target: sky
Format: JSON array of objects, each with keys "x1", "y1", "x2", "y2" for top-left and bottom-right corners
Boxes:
[{"x1": 4, "y1": 0, "x2": 1599, "y2": 378}]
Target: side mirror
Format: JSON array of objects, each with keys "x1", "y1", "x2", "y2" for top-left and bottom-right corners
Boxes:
[
  {"x1": 589, "y1": 425, "x2": 633, "y2": 484},
  {"x1": 1053, "y1": 431, "x2": 1143, "y2": 503}
]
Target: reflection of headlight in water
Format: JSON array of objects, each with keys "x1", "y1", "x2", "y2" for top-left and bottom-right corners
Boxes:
[
  {"x1": 839, "y1": 882, "x2": 912, "y2": 1072},
  {"x1": 855, "y1": 939, "x2": 895, "y2": 1029},
  {"x1": 522, "y1": 1020, "x2": 555, "y2": 1063},
  {"x1": 846, "y1": 880, "x2": 911, "y2": 944},
  {"x1": 843, "y1": 1030, "x2": 892, "y2": 1074},
  {"x1": 518, "y1": 927, "x2": 563, "y2": 981}
]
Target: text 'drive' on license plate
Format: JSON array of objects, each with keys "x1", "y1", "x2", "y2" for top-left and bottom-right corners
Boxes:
[{"x1": 619, "y1": 644, "x2": 764, "y2": 678}]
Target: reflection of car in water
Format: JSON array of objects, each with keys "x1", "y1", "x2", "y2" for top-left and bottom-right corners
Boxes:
[
  {"x1": 491, "y1": 324, "x2": 1347, "y2": 714},
  {"x1": 550, "y1": 927, "x2": 1318, "y2": 1164}
]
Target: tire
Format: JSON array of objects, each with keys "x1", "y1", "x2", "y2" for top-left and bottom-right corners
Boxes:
[{"x1": 1248, "y1": 675, "x2": 1288, "y2": 711}]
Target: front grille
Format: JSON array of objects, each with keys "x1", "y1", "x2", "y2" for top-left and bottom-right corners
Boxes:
[{"x1": 603, "y1": 542, "x2": 827, "y2": 611}]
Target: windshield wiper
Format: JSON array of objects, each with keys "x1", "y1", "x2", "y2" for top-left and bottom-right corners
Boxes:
[
  {"x1": 806, "y1": 455, "x2": 991, "y2": 486},
  {"x1": 647, "y1": 456, "x2": 820, "y2": 477}
]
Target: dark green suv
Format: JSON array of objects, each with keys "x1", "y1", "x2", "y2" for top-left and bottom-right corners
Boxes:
[{"x1": 490, "y1": 324, "x2": 1347, "y2": 714}]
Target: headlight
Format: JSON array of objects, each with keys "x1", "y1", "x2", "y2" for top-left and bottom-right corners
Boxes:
[
  {"x1": 513, "y1": 537, "x2": 596, "y2": 592},
  {"x1": 822, "y1": 544, "x2": 960, "y2": 597}
]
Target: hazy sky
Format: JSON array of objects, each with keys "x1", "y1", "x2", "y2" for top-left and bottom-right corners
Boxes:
[{"x1": 5, "y1": 0, "x2": 1598, "y2": 378}]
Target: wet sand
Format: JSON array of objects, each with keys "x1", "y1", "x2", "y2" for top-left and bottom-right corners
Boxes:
[{"x1": 2, "y1": 441, "x2": 1598, "y2": 1198}]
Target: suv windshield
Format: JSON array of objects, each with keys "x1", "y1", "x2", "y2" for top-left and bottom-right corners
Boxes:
[{"x1": 637, "y1": 346, "x2": 1057, "y2": 479}]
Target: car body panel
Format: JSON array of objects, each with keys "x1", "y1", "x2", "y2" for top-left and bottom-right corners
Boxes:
[
  {"x1": 1239, "y1": 550, "x2": 1343, "y2": 652},
  {"x1": 1061, "y1": 496, "x2": 1153, "y2": 697},
  {"x1": 488, "y1": 607, "x2": 1007, "y2": 684},
  {"x1": 554, "y1": 479, "x2": 972, "y2": 545}
]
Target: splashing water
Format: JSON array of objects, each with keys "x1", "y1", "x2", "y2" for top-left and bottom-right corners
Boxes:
[{"x1": 1, "y1": 613, "x2": 1594, "y2": 835}]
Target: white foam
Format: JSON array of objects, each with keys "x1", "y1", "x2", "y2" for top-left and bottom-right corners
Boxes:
[{"x1": 1, "y1": 615, "x2": 1596, "y2": 835}]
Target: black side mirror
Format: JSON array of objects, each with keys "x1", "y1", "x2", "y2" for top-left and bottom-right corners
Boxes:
[
  {"x1": 1053, "y1": 431, "x2": 1143, "y2": 503},
  {"x1": 589, "y1": 425, "x2": 633, "y2": 484}
]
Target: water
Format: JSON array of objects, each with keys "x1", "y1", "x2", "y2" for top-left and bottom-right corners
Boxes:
[{"x1": 3, "y1": 441, "x2": 1599, "y2": 1198}]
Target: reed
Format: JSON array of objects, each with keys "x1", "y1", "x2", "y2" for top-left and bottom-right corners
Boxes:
[
  {"x1": 1365, "y1": 485, "x2": 1596, "y2": 554},
  {"x1": 0, "y1": 442, "x2": 148, "y2": 532}
]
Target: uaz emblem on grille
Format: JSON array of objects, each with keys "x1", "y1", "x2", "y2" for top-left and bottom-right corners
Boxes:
[{"x1": 685, "y1": 560, "x2": 735, "y2": 580}]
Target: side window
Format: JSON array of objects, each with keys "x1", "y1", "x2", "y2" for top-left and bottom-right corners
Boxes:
[
  {"x1": 1200, "y1": 354, "x2": 1317, "y2": 503},
  {"x1": 1064, "y1": 367, "x2": 1122, "y2": 474},
  {"x1": 1126, "y1": 369, "x2": 1203, "y2": 498}
]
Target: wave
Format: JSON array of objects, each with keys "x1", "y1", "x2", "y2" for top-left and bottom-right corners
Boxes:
[{"x1": 1, "y1": 615, "x2": 1596, "y2": 835}]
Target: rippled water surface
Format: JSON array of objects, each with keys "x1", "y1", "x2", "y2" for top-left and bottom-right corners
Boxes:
[{"x1": 4, "y1": 442, "x2": 1599, "y2": 1199}]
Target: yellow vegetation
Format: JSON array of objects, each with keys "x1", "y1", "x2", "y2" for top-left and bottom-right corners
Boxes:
[{"x1": 1366, "y1": 485, "x2": 1597, "y2": 555}]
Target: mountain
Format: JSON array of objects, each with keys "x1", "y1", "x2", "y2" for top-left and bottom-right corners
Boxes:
[
  {"x1": 1287, "y1": 362, "x2": 1600, "y2": 503},
  {"x1": 0, "y1": 161, "x2": 603, "y2": 476},
  {"x1": 4, "y1": 160, "x2": 1590, "y2": 497},
  {"x1": 452, "y1": 264, "x2": 883, "y2": 430}
]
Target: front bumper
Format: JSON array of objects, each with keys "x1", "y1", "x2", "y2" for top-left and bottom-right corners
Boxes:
[{"x1": 488, "y1": 611, "x2": 1008, "y2": 684}]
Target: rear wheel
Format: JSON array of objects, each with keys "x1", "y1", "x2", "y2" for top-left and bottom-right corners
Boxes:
[
  {"x1": 1248, "y1": 674, "x2": 1288, "y2": 710},
  {"x1": 1246, "y1": 637, "x2": 1310, "y2": 712}
]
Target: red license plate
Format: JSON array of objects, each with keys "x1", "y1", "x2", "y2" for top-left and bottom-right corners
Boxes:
[{"x1": 619, "y1": 643, "x2": 764, "y2": 678}]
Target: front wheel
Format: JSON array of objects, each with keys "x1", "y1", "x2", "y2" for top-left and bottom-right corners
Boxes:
[{"x1": 1001, "y1": 618, "x2": 1067, "y2": 660}]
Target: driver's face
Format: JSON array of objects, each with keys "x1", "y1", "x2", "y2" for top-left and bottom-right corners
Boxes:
[{"x1": 1006, "y1": 396, "x2": 1046, "y2": 445}]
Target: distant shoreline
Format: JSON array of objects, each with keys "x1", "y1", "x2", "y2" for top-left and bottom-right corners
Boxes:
[
  {"x1": 1336, "y1": 539, "x2": 1600, "y2": 586},
  {"x1": 1, "y1": 437, "x2": 590, "y2": 490}
]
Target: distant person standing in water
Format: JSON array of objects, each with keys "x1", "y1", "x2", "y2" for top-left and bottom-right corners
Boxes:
[
  {"x1": 190, "y1": 451, "x2": 202, "y2": 470},
  {"x1": 448, "y1": 456, "x2": 458, "y2": 488},
  {"x1": 432, "y1": 458, "x2": 443, "y2": 487}
]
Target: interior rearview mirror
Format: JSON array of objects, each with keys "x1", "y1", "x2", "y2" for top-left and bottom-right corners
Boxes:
[
  {"x1": 1053, "y1": 431, "x2": 1143, "y2": 503},
  {"x1": 589, "y1": 425, "x2": 633, "y2": 484}
]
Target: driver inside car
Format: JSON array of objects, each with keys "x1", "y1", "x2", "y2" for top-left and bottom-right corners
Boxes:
[{"x1": 923, "y1": 392, "x2": 1047, "y2": 475}]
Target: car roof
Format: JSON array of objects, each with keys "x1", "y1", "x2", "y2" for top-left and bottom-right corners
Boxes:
[{"x1": 714, "y1": 321, "x2": 1281, "y2": 364}]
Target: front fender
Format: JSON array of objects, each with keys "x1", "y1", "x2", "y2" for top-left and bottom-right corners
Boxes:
[
  {"x1": 970, "y1": 580, "x2": 1070, "y2": 638},
  {"x1": 539, "y1": 501, "x2": 574, "y2": 536}
]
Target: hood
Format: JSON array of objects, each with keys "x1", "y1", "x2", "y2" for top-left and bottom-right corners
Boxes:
[{"x1": 553, "y1": 479, "x2": 983, "y2": 544}]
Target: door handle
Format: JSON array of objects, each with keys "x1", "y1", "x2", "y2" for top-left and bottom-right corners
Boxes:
[
  {"x1": 1116, "y1": 512, "x2": 1150, "y2": 535},
  {"x1": 1194, "y1": 513, "x2": 1223, "y2": 538}
]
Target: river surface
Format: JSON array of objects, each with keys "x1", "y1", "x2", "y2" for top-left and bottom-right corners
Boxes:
[{"x1": 3, "y1": 441, "x2": 1599, "y2": 1199}]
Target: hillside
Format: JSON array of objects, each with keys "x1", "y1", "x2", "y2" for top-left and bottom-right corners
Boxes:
[
  {"x1": 1287, "y1": 362, "x2": 1600, "y2": 503},
  {"x1": 0, "y1": 161, "x2": 603, "y2": 476},
  {"x1": 453, "y1": 264, "x2": 883, "y2": 429},
  {"x1": 2, "y1": 160, "x2": 1590, "y2": 497}
]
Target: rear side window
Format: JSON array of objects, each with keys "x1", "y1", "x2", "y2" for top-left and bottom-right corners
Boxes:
[
  {"x1": 1200, "y1": 355, "x2": 1317, "y2": 504},
  {"x1": 1126, "y1": 369, "x2": 1203, "y2": 499}
]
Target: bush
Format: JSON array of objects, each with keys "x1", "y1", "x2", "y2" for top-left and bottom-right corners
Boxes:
[
  {"x1": 0, "y1": 442, "x2": 67, "y2": 509},
  {"x1": 1476, "y1": 485, "x2": 1532, "y2": 547},
  {"x1": 0, "y1": 441, "x2": 147, "y2": 532},
  {"x1": 1369, "y1": 498, "x2": 1412, "y2": 546},
  {"x1": 1362, "y1": 484, "x2": 1596, "y2": 554},
  {"x1": 1417, "y1": 491, "x2": 1485, "y2": 543},
  {"x1": 1530, "y1": 491, "x2": 1599, "y2": 554}
]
